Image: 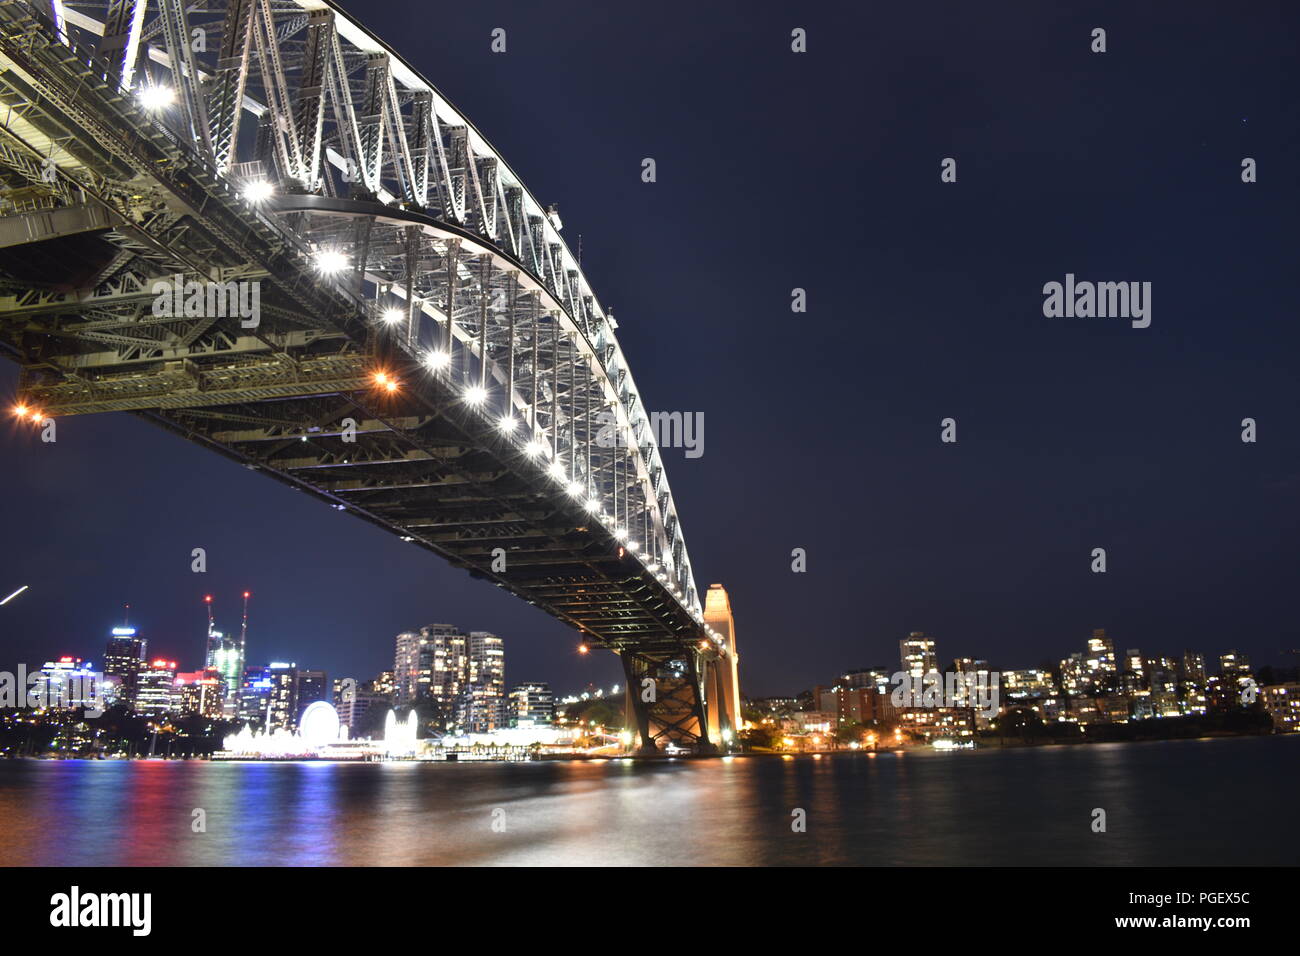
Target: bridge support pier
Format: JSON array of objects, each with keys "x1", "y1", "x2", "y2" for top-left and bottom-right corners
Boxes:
[
  {"x1": 621, "y1": 652, "x2": 713, "y2": 754},
  {"x1": 617, "y1": 584, "x2": 742, "y2": 755}
]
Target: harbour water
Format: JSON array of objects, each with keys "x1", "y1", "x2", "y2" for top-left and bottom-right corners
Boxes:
[{"x1": 0, "y1": 734, "x2": 1294, "y2": 866}]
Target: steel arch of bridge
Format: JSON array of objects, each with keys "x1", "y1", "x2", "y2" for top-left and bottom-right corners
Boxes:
[{"x1": 0, "y1": 0, "x2": 738, "y2": 749}]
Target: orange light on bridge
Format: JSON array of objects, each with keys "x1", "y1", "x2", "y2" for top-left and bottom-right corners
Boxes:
[
  {"x1": 373, "y1": 371, "x2": 399, "y2": 393},
  {"x1": 577, "y1": 643, "x2": 589, "y2": 655},
  {"x1": 13, "y1": 404, "x2": 27, "y2": 417}
]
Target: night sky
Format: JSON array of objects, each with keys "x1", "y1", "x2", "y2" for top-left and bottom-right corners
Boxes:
[{"x1": 2, "y1": 1, "x2": 1298, "y2": 697}]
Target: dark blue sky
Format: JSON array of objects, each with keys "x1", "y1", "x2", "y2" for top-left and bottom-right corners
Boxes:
[{"x1": 2, "y1": 1, "x2": 1298, "y2": 696}]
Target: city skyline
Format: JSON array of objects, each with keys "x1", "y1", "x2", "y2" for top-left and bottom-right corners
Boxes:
[{"x1": 16, "y1": 591, "x2": 1293, "y2": 710}]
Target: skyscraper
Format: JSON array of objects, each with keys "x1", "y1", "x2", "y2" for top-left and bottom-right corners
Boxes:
[
  {"x1": 35, "y1": 657, "x2": 102, "y2": 710},
  {"x1": 900, "y1": 632, "x2": 937, "y2": 679},
  {"x1": 1059, "y1": 652, "x2": 1088, "y2": 695},
  {"x1": 1220, "y1": 649, "x2": 1252, "y2": 681},
  {"x1": 203, "y1": 594, "x2": 248, "y2": 712},
  {"x1": 104, "y1": 625, "x2": 146, "y2": 711},
  {"x1": 136, "y1": 659, "x2": 179, "y2": 716},
  {"x1": 1181, "y1": 651, "x2": 1207, "y2": 686},
  {"x1": 393, "y1": 625, "x2": 507, "y2": 733},
  {"x1": 463, "y1": 631, "x2": 505, "y2": 732},
  {"x1": 394, "y1": 624, "x2": 468, "y2": 729},
  {"x1": 176, "y1": 671, "x2": 224, "y2": 718},
  {"x1": 1086, "y1": 629, "x2": 1117, "y2": 678},
  {"x1": 237, "y1": 666, "x2": 274, "y2": 728},
  {"x1": 266, "y1": 662, "x2": 298, "y2": 731}
]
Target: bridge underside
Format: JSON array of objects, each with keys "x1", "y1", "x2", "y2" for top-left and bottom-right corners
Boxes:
[{"x1": 0, "y1": 0, "x2": 736, "y2": 751}]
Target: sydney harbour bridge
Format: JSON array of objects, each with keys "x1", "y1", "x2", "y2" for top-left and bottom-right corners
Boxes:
[{"x1": 0, "y1": 0, "x2": 739, "y2": 751}]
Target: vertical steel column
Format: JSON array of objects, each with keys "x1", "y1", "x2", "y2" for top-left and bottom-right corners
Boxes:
[
  {"x1": 529, "y1": 297, "x2": 539, "y2": 433},
  {"x1": 506, "y1": 272, "x2": 517, "y2": 420},
  {"x1": 444, "y1": 239, "x2": 458, "y2": 373},
  {"x1": 403, "y1": 225, "x2": 419, "y2": 349},
  {"x1": 478, "y1": 255, "x2": 489, "y2": 388}
]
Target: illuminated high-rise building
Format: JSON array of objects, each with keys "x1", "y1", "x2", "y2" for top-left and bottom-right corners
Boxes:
[
  {"x1": 203, "y1": 593, "x2": 249, "y2": 711},
  {"x1": 900, "y1": 632, "x2": 937, "y2": 679},
  {"x1": 136, "y1": 659, "x2": 179, "y2": 716},
  {"x1": 1181, "y1": 651, "x2": 1207, "y2": 687},
  {"x1": 462, "y1": 632, "x2": 505, "y2": 732},
  {"x1": 237, "y1": 666, "x2": 274, "y2": 728},
  {"x1": 1085, "y1": 629, "x2": 1116, "y2": 677},
  {"x1": 1059, "y1": 653, "x2": 1088, "y2": 695},
  {"x1": 103, "y1": 625, "x2": 146, "y2": 710},
  {"x1": 1146, "y1": 656, "x2": 1180, "y2": 694},
  {"x1": 175, "y1": 670, "x2": 225, "y2": 718},
  {"x1": 509, "y1": 682, "x2": 554, "y2": 728},
  {"x1": 393, "y1": 625, "x2": 507, "y2": 732},
  {"x1": 1119, "y1": 649, "x2": 1146, "y2": 694},
  {"x1": 1003, "y1": 669, "x2": 1055, "y2": 699},
  {"x1": 1220, "y1": 650, "x2": 1252, "y2": 681},
  {"x1": 394, "y1": 624, "x2": 468, "y2": 729},
  {"x1": 1260, "y1": 683, "x2": 1300, "y2": 733},
  {"x1": 266, "y1": 663, "x2": 299, "y2": 731},
  {"x1": 35, "y1": 657, "x2": 102, "y2": 710},
  {"x1": 949, "y1": 658, "x2": 992, "y2": 707}
]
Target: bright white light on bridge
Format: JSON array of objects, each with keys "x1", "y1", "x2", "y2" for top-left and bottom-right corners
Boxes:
[
  {"x1": 381, "y1": 308, "x2": 405, "y2": 325},
  {"x1": 566, "y1": 481, "x2": 583, "y2": 497},
  {"x1": 626, "y1": 541, "x2": 639, "y2": 552},
  {"x1": 0, "y1": 585, "x2": 30, "y2": 607},
  {"x1": 524, "y1": 440, "x2": 544, "y2": 457},
  {"x1": 314, "y1": 249, "x2": 349, "y2": 274},
  {"x1": 241, "y1": 180, "x2": 274, "y2": 203},
  {"x1": 137, "y1": 84, "x2": 175, "y2": 110},
  {"x1": 585, "y1": 499, "x2": 600, "y2": 513},
  {"x1": 548, "y1": 461, "x2": 565, "y2": 479},
  {"x1": 497, "y1": 414, "x2": 517, "y2": 433},
  {"x1": 464, "y1": 384, "x2": 487, "y2": 405},
  {"x1": 423, "y1": 350, "x2": 449, "y2": 370}
]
